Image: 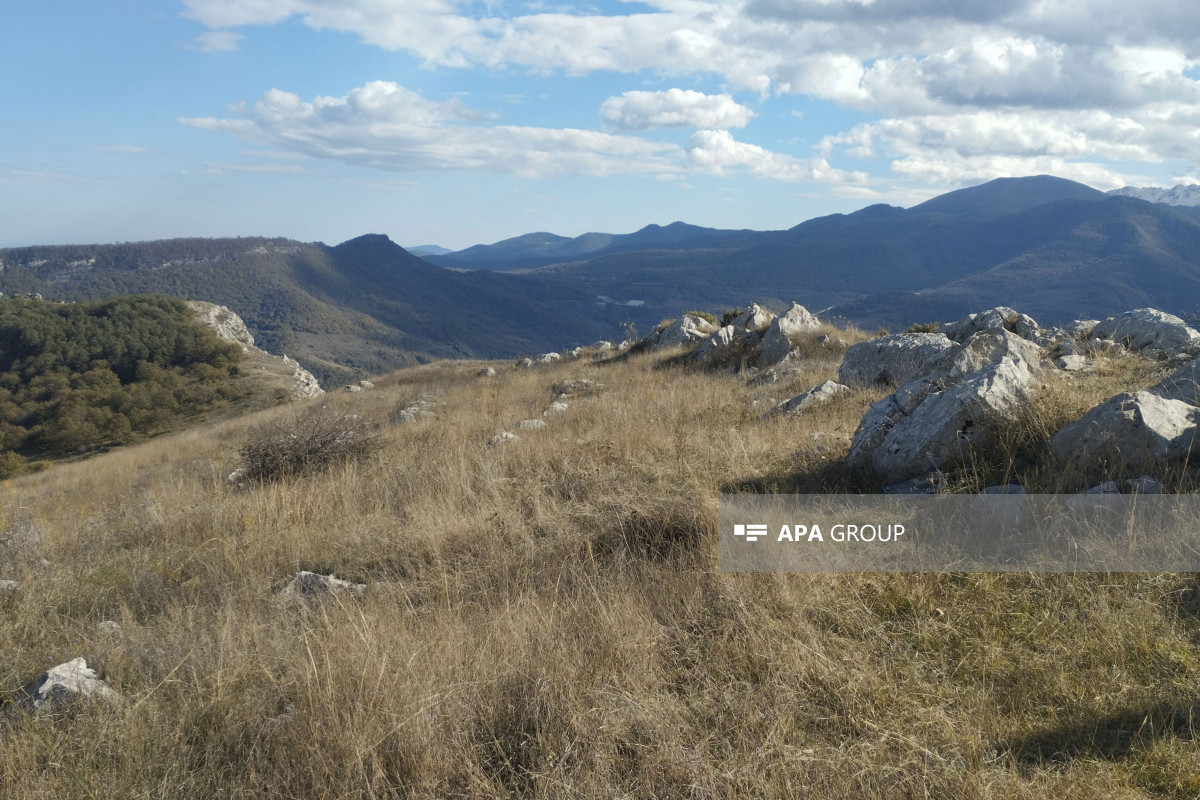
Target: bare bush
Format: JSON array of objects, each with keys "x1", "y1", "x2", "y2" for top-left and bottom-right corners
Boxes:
[{"x1": 236, "y1": 404, "x2": 380, "y2": 483}]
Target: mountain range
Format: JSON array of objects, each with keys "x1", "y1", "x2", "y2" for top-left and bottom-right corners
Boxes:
[
  {"x1": 1107, "y1": 183, "x2": 1200, "y2": 206},
  {"x1": 6, "y1": 174, "x2": 1200, "y2": 379}
]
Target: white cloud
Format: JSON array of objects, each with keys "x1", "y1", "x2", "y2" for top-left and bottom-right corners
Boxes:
[
  {"x1": 182, "y1": 81, "x2": 682, "y2": 178},
  {"x1": 179, "y1": 0, "x2": 1200, "y2": 192},
  {"x1": 688, "y1": 129, "x2": 867, "y2": 183},
  {"x1": 191, "y1": 30, "x2": 244, "y2": 52},
  {"x1": 601, "y1": 89, "x2": 755, "y2": 130}
]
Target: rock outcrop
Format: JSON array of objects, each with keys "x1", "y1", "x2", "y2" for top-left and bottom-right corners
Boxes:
[
  {"x1": 757, "y1": 303, "x2": 822, "y2": 365},
  {"x1": 188, "y1": 300, "x2": 324, "y2": 399},
  {"x1": 942, "y1": 307, "x2": 1040, "y2": 343},
  {"x1": 839, "y1": 333, "x2": 957, "y2": 387},
  {"x1": 847, "y1": 329, "x2": 1044, "y2": 483},
  {"x1": 1091, "y1": 308, "x2": 1200, "y2": 356},
  {"x1": 1050, "y1": 391, "x2": 1200, "y2": 463},
  {"x1": 1150, "y1": 358, "x2": 1200, "y2": 405},
  {"x1": 649, "y1": 314, "x2": 718, "y2": 349}
]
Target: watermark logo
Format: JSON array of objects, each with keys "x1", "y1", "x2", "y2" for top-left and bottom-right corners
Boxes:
[{"x1": 733, "y1": 523, "x2": 769, "y2": 542}]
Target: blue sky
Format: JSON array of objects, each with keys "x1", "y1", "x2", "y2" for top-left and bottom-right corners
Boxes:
[{"x1": 4, "y1": 0, "x2": 1200, "y2": 250}]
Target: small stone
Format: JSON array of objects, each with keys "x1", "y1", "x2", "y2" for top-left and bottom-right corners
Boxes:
[
  {"x1": 518, "y1": 419, "x2": 548, "y2": 430},
  {"x1": 97, "y1": 621, "x2": 122, "y2": 635},
  {"x1": 478, "y1": 367, "x2": 497, "y2": 377},
  {"x1": 13, "y1": 657, "x2": 119, "y2": 714},
  {"x1": 0, "y1": 579, "x2": 19, "y2": 591},
  {"x1": 488, "y1": 431, "x2": 519, "y2": 446},
  {"x1": 281, "y1": 571, "x2": 366, "y2": 599},
  {"x1": 544, "y1": 401, "x2": 569, "y2": 415}
]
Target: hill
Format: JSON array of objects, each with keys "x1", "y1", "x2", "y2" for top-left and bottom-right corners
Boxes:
[
  {"x1": 5, "y1": 309, "x2": 1200, "y2": 796},
  {"x1": 0, "y1": 294, "x2": 305, "y2": 474},
  {"x1": 0, "y1": 236, "x2": 628, "y2": 384}
]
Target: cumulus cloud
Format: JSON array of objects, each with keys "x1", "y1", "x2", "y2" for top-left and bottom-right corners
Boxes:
[
  {"x1": 688, "y1": 130, "x2": 867, "y2": 183},
  {"x1": 179, "y1": 0, "x2": 1200, "y2": 192},
  {"x1": 601, "y1": 90, "x2": 755, "y2": 130},
  {"x1": 182, "y1": 81, "x2": 682, "y2": 178},
  {"x1": 183, "y1": 81, "x2": 862, "y2": 185}
]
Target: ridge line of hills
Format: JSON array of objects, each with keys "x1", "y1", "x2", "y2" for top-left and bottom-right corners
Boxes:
[{"x1": 5, "y1": 175, "x2": 1200, "y2": 382}]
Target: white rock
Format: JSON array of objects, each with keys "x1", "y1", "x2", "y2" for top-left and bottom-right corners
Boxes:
[
  {"x1": 391, "y1": 396, "x2": 438, "y2": 424},
  {"x1": 97, "y1": 621, "x2": 122, "y2": 635},
  {"x1": 516, "y1": 358, "x2": 534, "y2": 368},
  {"x1": 1091, "y1": 308, "x2": 1200, "y2": 356},
  {"x1": 729, "y1": 303, "x2": 775, "y2": 333},
  {"x1": 281, "y1": 571, "x2": 366, "y2": 598},
  {"x1": 535, "y1": 352, "x2": 562, "y2": 364},
  {"x1": 226, "y1": 468, "x2": 248, "y2": 486},
  {"x1": 343, "y1": 384, "x2": 363, "y2": 393},
  {"x1": 0, "y1": 579, "x2": 18, "y2": 591},
  {"x1": 544, "y1": 401, "x2": 569, "y2": 415},
  {"x1": 839, "y1": 333, "x2": 958, "y2": 387},
  {"x1": 1149, "y1": 358, "x2": 1200, "y2": 405},
  {"x1": 1056, "y1": 354, "x2": 1091, "y2": 371},
  {"x1": 292, "y1": 366, "x2": 324, "y2": 399},
  {"x1": 757, "y1": 303, "x2": 822, "y2": 365},
  {"x1": 553, "y1": 378, "x2": 602, "y2": 396},
  {"x1": 518, "y1": 419, "x2": 548, "y2": 430},
  {"x1": 357, "y1": 380, "x2": 375, "y2": 390},
  {"x1": 15, "y1": 657, "x2": 118, "y2": 713},
  {"x1": 764, "y1": 380, "x2": 849, "y2": 418},
  {"x1": 942, "y1": 306, "x2": 1040, "y2": 343},
  {"x1": 848, "y1": 330, "x2": 1043, "y2": 483},
  {"x1": 487, "y1": 431, "x2": 519, "y2": 446},
  {"x1": 593, "y1": 341, "x2": 613, "y2": 351},
  {"x1": 477, "y1": 367, "x2": 497, "y2": 377},
  {"x1": 652, "y1": 314, "x2": 718, "y2": 348},
  {"x1": 697, "y1": 325, "x2": 738, "y2": 357},
  {"x1": 1050, "y1": 390, "x2": 1200, "y2": 462}
]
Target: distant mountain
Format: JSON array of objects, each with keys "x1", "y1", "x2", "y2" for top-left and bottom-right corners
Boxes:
[
  {"x1": 496, "y1": 175, "x2": 1200, "y2": 329},
  {"x1": 0, "y1": 235, "x2": 629, "y2": 384},
  {"x1": 1107, "y1": 184, "x2": 1200, "y2": 206},
  {"x1": 429, "y1": 221, "x2": 756, "y2": 271},
  {"x1": 406, "y1": 244, "x2": 453, "y2": 256}
]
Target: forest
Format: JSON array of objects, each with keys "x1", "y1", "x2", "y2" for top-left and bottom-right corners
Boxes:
[{"x1": 0, "y1": 294, "x2": 247, "y2": 475}]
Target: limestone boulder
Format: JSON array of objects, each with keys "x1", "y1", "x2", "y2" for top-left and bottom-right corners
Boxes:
[
  {"x1": 942, "y1": 306, "x2": 1040, "y2": 343},
  {"x1": 1149, "y1": 357, "x2": 1200, "y2": 405},
  {"x1": 763, "y1": 380, "x2": 849, "y2": 418},
  {"x1": 847, "y1": 330, "x2": 1044, "y2": 483},
  {"x1": 1050, "y1": 390, "x2": 1200, "y2": 463},
  {"x1": 838, "y1": 333, "x2": 958, "y2": 387},
  {"x1": 12, "y1": 658, "x2": 118, "y2": 714},
  {"x1": 1091, "y1": 308, "x2": 1200, "y2": 356},
  {"x1": 652, "y1": 314, "x2": 718, "y2": 349},
  {"x1": 757, "y1": 303, "x2": 822, "y2": 365}
]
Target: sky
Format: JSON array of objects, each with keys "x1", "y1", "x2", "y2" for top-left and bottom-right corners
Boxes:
[{"x1": 4, "y1": 0, "x2": 1200, "y2": 250}]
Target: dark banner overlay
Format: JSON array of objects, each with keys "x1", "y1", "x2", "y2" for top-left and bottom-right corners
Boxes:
[{"x1": 719, "y1": 494, "x2": 1200, "y2": 572}]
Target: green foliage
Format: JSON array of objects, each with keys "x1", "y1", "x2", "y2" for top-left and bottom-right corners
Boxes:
[
  {"x1": 720, "y1": 309, "x2": 741, "y2": 327},
  {"x1": 0, "y1": 294, "x2": 246, "y2": 460},
  {"x1": 904, "y1": 322, "x2": 942, "y2": 333}
]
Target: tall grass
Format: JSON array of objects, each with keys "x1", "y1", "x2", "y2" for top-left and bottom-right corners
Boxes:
[{"x1": 1, "y1": 345, "x2": 1199, "y2": 798}]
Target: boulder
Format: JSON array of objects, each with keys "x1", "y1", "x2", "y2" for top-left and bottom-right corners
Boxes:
[
  {"x1": 478, "y1": 367, "x2": 497, "y2": 377},
  {"x1": 764, "y1": 380, "x2": 849, "y2": 418},
  {"x1": 1050, "y1": 390, "x2": 1200, "y2": 463},
  {"x1": 728, "y1": 303, "x2": 775, "y2": 333},
  {"x1": 516, "y1": 358, "x2": 534, "y2": 368},
  {"x1": 757, "y1": 303, "x2": 822, "y2": 365},
  {"x1": 544, "y1": 401, "x2": 569, "y2": 415},
  {"x1": 847, "y1": 330, "x2": 1043, "y2": 483},
  {"x1": 12, "y1": 658, "x2": 118, "y2": 714},
  {"x1": 1091, "y1": 308, "x2": 1200, "y2": 356},
  {"x1": 357, "y1": 380, "x2": 375, "y2": 390},
  {"x1": 343, "y1": 384, "x2": 363, "y2": 393},
  {"x1": 391, "y1": 396, "x2": 438, "y2": 424},
  {"x1": 1149, "y1": 358, "x2": 1200, "y2": 405},
  {"x1": 942, "y1": 306, "x2": 1040, "y2": 343},
  {"x1": 652, "y1": 314, "x2": 718, "y2": 348},
  {"x1": 292, "y1": 366, "x2": 324, "y2": 399},
  {"x1": 593, "y1": 341, "x2": 613, "y2": 351},
  {"x1": 838, "y1": 333, "x2": 958, "y2": 387},
  {"x1": 534, "y1": 352, "x2": 563, "y2": 364}
]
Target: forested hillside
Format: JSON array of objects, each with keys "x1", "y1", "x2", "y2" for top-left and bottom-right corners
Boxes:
[{"x1": 0, "y1": 295, "x2": 249, "y2": 474}]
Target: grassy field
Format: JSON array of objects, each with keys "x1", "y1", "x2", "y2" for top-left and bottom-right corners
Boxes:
[{"x1": 3, "y1": 331, "x2": 1200, "y2": 798}]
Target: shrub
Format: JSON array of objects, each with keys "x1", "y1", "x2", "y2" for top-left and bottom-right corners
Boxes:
[
  {"x1": 905, "y1": 322, "x2": 942, "y2": 333},
  {"x1": 720, "y1": 308, "x2": 742, "y2": 327},
  {"x1": 236, "y1": 404, "x2": 380, "y2": 483}
]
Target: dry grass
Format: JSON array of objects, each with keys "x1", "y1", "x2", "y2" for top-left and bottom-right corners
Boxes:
[{"x1": 1, "y1": 343, "x2": 1199, "y2": 798}]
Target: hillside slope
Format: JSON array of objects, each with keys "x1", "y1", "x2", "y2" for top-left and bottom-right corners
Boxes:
[{"x1": 0, "y1": 236, "x2": 627, "y2": 384}]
